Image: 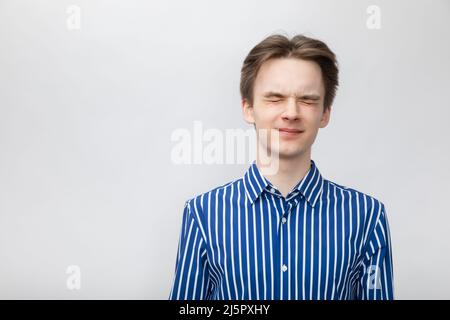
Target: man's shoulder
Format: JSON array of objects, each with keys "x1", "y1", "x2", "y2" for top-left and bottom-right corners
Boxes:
[
  {"x1": 184, "y1": 177, "x2": 244, "y2": 209},
  {"x1": 325, "y1": 179, "x2": 385, "y2": 210}
]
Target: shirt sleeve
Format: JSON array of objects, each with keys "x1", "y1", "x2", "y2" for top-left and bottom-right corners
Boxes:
[
  {"x1": 355, "y1": 203, "x2": 395, "y2": 300},
  {"x1": 168, "y1": 200, "x2": 212, "y2": 300}
]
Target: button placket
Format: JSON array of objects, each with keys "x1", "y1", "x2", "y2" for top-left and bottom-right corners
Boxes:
[{"x1": 280, "y1": 201, "x2": 291, "y2": 278}]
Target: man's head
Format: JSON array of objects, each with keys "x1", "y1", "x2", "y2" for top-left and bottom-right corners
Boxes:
[{"x1": 240, "y1": 34, "x2": 339, "y2": 160}]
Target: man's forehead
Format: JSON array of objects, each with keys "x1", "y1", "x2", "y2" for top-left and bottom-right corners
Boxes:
[{"x1": 255, "y1": 58, "x2": 324, "y2": 91}]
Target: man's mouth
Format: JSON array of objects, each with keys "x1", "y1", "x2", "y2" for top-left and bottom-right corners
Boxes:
[{"x1": 278, "y1": 128, "x2": 304, "y2": 136}]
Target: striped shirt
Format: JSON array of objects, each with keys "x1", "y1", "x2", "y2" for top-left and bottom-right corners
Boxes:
[{"x1": 169, "y1": 159, "x2": 394, "y2": 300}]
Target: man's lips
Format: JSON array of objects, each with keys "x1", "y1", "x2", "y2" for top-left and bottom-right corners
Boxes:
[{"x1": 278, "y1": 128, "x2": 303, "y2": 133}]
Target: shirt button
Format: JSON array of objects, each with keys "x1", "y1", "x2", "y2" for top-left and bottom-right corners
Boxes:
[
  {"x1": 281, "y1": 217, "x2": 287, "y2": 224},
  {"x1": 270, "y1": 187, "x2": 276, "y2": 193},
  {"x1": 281, "y1": 264, "x2": 288, "y2": 272}
]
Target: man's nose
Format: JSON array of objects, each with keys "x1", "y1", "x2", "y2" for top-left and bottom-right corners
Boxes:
[{"x1": 282, "y1": 98, "x2": 300, "y2": 120}]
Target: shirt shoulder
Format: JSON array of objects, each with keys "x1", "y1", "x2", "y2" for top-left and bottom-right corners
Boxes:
[
  {"x1": 184, "y1": 177, "x2": 244, "y2": 211},
  {"x1": 325, "y1": 179, "x2": 389, "y2": 244},
  {"x1": 326, "y1": 179, "x2": 385, "y2": 207}
]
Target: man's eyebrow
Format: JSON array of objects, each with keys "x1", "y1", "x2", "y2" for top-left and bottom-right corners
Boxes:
[
  {"x1": 298, "y1": 94, "x2": 321, "y2": 100},
  {"x1": 263, "y1": 91, "x2": 286, "y2": 98},
  {"x1": 263, "y1": 91, "x2": 321, "y2": 100}
]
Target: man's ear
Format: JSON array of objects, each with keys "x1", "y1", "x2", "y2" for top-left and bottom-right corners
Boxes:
[
  {"x1": 319, "y1": 105, "x2": 331, "y2": 128},
  {"x1": 242, "y1": 98, "x2": 255, "y2": 124}
]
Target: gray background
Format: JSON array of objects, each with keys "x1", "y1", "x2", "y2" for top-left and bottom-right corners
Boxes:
[{"x1": 1, "y1": 0, "x2": 449, "y2": 299}]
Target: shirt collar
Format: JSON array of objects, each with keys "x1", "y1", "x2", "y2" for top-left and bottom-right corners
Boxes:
[{"x1": 242, "y1": 159, "x2": 324, "y2": 208}]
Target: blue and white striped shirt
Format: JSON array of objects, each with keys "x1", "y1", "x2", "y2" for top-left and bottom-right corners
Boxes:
[{"x1": 169, "y1": 159, "x2": 394, "y2": 300}]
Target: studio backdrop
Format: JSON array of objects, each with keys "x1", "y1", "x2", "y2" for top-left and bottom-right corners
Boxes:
[{"x1": 0, "y1": 0, "x2": 449, "y2": 299}]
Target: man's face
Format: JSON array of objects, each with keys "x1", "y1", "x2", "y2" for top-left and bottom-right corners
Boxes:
[{"x1": 242, "y1": 57, "x2": 331, "y2": 160}]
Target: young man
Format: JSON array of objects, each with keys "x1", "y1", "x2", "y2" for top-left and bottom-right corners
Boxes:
[{"x1": 169, "y1": 34, "x2": 394, "y2": 300}]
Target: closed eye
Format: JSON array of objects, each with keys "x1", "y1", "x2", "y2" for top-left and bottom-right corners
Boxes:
[{"x1": 299, "y1": 100, "x2": 316, "y2": 105}]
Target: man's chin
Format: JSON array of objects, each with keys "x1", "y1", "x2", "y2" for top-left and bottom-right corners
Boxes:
[{"x1": 272, "y1": 148, "x2": 305, "y2": 160}]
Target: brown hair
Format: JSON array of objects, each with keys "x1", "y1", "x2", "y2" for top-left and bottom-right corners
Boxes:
[{"x1": 240, "y1": 34, "x2": 339, "y2": 112}]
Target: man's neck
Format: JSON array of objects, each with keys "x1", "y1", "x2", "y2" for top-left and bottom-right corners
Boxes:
[{"x1": 256, "y1": 152, "x2": 312, "y2": 198}]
